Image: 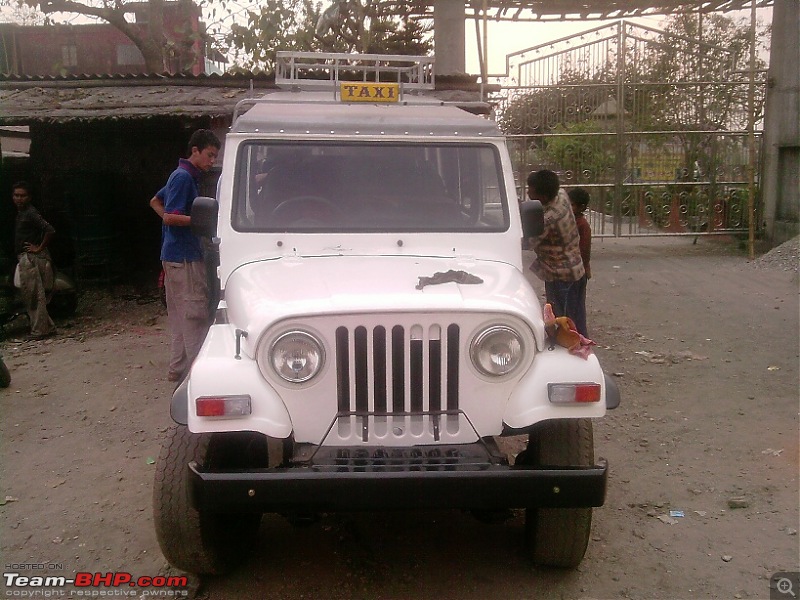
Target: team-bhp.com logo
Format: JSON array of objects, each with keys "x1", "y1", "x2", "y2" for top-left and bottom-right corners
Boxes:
[{"x1": 4, "y1": 571, "x2": 188, "y2": 597}]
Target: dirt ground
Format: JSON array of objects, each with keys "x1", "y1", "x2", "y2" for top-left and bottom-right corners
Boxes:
[{"x1": 1, "y1": 236, "x2": 798, "y2": 600}]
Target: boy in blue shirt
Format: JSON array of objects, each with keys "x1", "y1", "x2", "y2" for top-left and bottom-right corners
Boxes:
[{"x1": 150, "y1": 129, "x2": 220, "y2": 381}]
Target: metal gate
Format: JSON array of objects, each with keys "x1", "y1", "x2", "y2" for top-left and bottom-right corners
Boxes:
[{"x1": 492, "y1": 20, "x2": 766, "y2": 237}]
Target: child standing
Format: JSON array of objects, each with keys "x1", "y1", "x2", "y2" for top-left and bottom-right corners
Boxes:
[
  {"x1": 568, "y1": 187, "x2": 592, "y2": 337},
  {"x1": 526, "y1": 170, "x2": 586, "y2": 337}
]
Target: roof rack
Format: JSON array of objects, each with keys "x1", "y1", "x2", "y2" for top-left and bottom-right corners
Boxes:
[{"x1": 275, "y1": 51, "x2": 435, "y2": 91}]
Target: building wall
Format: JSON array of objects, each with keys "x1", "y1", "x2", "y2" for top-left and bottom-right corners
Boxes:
[
  {"x1": 0, "y1": 1, "x2": 206, "y2": 76},
  {"x1": 760, "y1": 0, "x2": 799, "y2": 245}
]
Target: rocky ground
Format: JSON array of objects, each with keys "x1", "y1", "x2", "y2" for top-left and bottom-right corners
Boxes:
[
  {"x1": 752, "y1": 235, "x2": 799, "y2": 273},
  {"x1": 0, "y1": 235, "x2": 798, "y2": 600}
]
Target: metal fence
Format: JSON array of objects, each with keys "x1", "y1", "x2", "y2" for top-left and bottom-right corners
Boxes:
[{"x1": 492, "y1": 20, "x2": 766, "y2": 237}]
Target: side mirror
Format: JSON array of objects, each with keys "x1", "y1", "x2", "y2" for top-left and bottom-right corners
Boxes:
[
  {"x1": 520, "y1": 200, "x2": 544, "y2": 238},
  {"x1": 191, "y1": 196, "x2": 218, "y2": 238}
]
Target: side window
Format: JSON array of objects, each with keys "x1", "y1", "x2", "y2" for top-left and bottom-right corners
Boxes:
[
  {"x1": 232, "y1": 144, "x2": 263, "y2": 228},
  {"x1": 478, "y1": 149, "x2": 505, "y2": 227},
  {"x1": 441, "y1": 147, "x2": 506, "y2": 228}
]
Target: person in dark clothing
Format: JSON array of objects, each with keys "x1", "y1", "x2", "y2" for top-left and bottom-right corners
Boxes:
[{"x1": 13, "y1": 181, "x2": 56, "y2": 339}]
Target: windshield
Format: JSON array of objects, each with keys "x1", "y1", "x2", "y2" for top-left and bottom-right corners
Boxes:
[{"x1": 232, "y1": 141, "x2": 509, "y2": 232}]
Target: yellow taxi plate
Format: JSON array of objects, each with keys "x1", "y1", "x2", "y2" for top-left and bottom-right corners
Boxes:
[{"x1": 340, "y1": 82, "x2": 400, "y2": 103}]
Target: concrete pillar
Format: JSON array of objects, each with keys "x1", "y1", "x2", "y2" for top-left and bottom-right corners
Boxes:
[
  {"x1": 761, "y1": 0, "x2": 800, "y2": 244},
  {"x1": 433, "y1": 0, "x2": 466, "y2": 76}
]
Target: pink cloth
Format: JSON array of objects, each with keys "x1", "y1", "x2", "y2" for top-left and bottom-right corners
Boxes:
[{"x1": 543, "y1": 303, "x2": 595, "y2": 359}]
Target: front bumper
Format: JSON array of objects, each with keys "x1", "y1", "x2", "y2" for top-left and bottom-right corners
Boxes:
[{"x1": 189, "y1": 447, "x2": 608, "y2": 512}]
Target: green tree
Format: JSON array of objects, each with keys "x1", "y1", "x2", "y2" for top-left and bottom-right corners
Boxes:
[
  {"x1": 640, "y1": 12, "x2": 768, "y2": 130},
  {"x1": 496, "y1": 64, "x2": 616, "y2": 137},
  {"x1": 542, "y1": 120, "x2": 616, "y2": 184},
  {"x1": 498, "y1": 13, "x2": 768, "y2": 135},
  {"x1": 636, "y1": 13, "x2": 769, "y2": 180},
  {"x1": 227, "y1": 0, "x2": 432, "y2": 72},
  {"x1": 498, "y1": 13, "x2": 768, "y2": 188}
]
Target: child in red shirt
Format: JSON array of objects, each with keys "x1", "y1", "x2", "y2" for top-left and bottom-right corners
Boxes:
[{"x1": 568, "y1": 187, "x2": 592, "y2": 334}]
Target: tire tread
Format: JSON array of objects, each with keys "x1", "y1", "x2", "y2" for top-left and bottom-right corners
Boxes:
[
  {"x1": 524, "y1": 418, "x2": 595, "y2": 568},
  {"x1": 152, "y1": 425, "x2": 260, "y2": 575}
]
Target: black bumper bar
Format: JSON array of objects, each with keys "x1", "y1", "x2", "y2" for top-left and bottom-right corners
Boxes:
[{"x1": 189, "y1": 460, "x2": 608, "y2": 512}]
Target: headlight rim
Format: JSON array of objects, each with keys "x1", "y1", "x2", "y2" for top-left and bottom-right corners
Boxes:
[
  {"x1": 263, "y1": 329, "x2": 326, "y2": 384},
  {"x1": 469, "y1": 324, "x2": 525, "y2": 378}
]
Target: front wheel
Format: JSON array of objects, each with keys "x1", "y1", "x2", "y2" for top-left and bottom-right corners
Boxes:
[
  {"x1": 518, "y1": 419, "x2": 594, "y2": 568},
  {"x1": 152, "y1": 425, "x2": 268, "y2": 575}
]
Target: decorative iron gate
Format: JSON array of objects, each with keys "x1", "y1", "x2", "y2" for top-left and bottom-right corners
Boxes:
[{"x1": 492, "y1": 20, "x2": 766, "y2": 237}]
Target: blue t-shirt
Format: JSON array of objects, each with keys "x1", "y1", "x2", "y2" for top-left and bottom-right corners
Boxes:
[{"x1": 159, "y1": 159, "x2": 204, "y2": 263}]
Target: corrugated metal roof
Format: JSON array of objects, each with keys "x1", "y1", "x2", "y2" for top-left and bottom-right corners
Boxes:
[
  {"x1": 0, "y1": 74, "x2": 488, "y2": 124},
  {"x1": 0, "y1": 71, "x2": 271, "y2": 83},
  {"x1": 0, "y1": 74, "x2": 277, "y2": 124}
]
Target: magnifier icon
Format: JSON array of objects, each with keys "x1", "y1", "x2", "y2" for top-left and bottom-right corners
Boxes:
[{"x1": 777, "y1": 577, "x2": 797, "y2": 598}]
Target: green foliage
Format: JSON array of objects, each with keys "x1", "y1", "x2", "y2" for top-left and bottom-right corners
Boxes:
[
  {"x1": 226, "y1": 0, "x2": 313, "y2": 69},
  {"x1": 498, "y1": 13, "x2": 768, "y2": 136},
  {"x1": 637, "y1": 12, "x2": 769, "y2": 132},
  {"x1": 226, "y1": 0, "x2": 432, "y2": 72},
  {"x1": 542, "y1": 121, "x2": 616, "y2": 185}
]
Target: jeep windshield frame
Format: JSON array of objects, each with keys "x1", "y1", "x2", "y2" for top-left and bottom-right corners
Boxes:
[{"x1": 231, "y1": 141, "x2": 510, "y2": 233}]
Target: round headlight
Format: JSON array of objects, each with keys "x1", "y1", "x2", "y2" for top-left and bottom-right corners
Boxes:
[
  {"x1": 268, "y1": 330, "x2": 324, "y2": 383},
  {"x1": 470, "y1": 325, "x2": 524, "y2": 377}
]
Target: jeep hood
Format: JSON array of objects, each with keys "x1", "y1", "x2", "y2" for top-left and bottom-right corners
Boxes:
[{"x1": 223, "y1": 255, "x2": 543, "y2": 340}]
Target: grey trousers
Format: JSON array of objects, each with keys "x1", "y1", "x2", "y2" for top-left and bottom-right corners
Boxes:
[
  {"x1": 163, "y1": 260, "x2": 209, "y2": 378},
  {"x1": 17, "y1": 251, "x2": 55, "y2": 337}
]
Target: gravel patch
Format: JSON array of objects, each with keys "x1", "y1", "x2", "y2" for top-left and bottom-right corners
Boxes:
[{"x1": 752, "y1": 235, "x2": 799, "y2": 272}]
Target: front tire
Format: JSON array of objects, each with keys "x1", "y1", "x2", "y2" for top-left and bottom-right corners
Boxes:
[
  {"x1": 519, "y1": 419, "x2": 594, "y2": 568},
  {"x1": 153, "y1": 425, "x2": 267, "y2": 575}
]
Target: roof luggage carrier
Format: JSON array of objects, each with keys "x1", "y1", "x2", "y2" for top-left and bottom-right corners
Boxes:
[
  {"x1": 275, "y1": 51, "x2": 435, "y2": 91},
  {"x1": 232, "y1": 52, "x2": 437, "y2": 123}
]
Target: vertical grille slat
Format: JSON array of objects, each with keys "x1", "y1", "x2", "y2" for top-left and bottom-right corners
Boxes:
[
  {"x1": 336, "y1": 327, "x2": 350, "y2": 412},
  {"x1": 373, "y1": 326, "x2": 387, "y2": 413},
  {"x1": 354, "y1": 326, "x2": 368, "y2": 414},
  {"x1": 446, "y1": 324, "x2": 460, "y2": 411},
  {"x1": 429, "y1": 339, "x2": 442, "y2": 413},
  {"x1": 409, "y1": 339, "x2": 424, "y2": 413},
  {"x1": 391, "y1": 325, "x2": 405, "y2": 413}
]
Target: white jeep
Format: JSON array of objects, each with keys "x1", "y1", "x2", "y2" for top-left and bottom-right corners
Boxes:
[{"x1": 153, "y1": 52, "x2": 619, "y2": 575}]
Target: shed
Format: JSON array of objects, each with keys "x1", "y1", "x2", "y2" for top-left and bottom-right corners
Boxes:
[{"x1": 0, "y1": 73, "x2": 275, "y2": 285}]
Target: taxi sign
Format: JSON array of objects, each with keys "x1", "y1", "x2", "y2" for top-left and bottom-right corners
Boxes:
[{"x1": 340, "y1": 82, "x2": 400, "y2": 103}]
